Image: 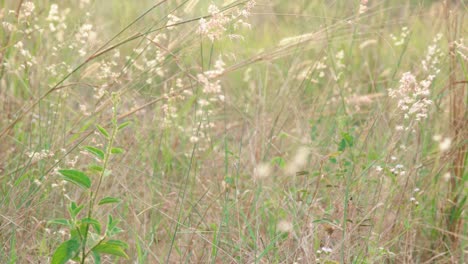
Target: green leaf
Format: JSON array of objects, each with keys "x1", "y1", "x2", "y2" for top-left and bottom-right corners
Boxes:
[
  {"x1": 96, "y1": 125, "x2": 110, "y2": 139},
  {"x1": 98, "y1": 197, "x2": 122, "y2": 205},
  {"x1": 342, "y1": 132, "x2": 354, "y2": 147},
  {"x1": 271, "y1": 156, "x2": 286, "y2": 168},
  {"x1": 59, "y1": 170, "x2": 91, "y2": 189},
  {"x1": 92, "y1": 240, "x2": 128, "y2": 258},
  {"x1": 117, "y1": 121, "x2": 131, "y2": 131},
  {"x1": 83, "y1": 146, "x2": 105, "y2": 160},
  {"x1": 110, "y1": 147, "x2": 124, "y2": 154},
  {"x1": 92, "y1": 251, "x2": 101, "y2": 264},
  {"x1": 89, "y1": 164, "x2": 103, "y2": 172},
  {"x1": 338, "y1": 138, "x2": 347, "y2": 152},
  {"x1": 48, "y1": 219, "x2": 70, "y2": 226},
  {"x1": 68, "y1": 202, "x2": 84, "y2": 219},
  {"x1": 51, "y1": 239, "x2": 80, "y2": 264},
  {"x1": 106, "y1": 215, "x2": 123, "y2": 237},
  {"x1": 81, "y1": 217, "x2": 102, "y2": 233}
]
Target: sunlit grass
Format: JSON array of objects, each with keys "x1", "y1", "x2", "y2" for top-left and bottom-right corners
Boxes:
[{"x1": 0, "y1": 0, "x2": 466, "y2": 263}]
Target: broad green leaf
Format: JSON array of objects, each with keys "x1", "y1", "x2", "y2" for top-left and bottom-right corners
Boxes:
[
  {"x1": 110, "y1": 147, "x2": 124, "y2": 154},
  {"x1": 96, "y1": 125, "x2": 110, "y2": 139},
  {"x1": 81, "y1": 218, "x2": 102, "y2": 233},
  {"x1": 59, "y1": 170, "x2": 91, "y2": 189},
  {"x1": 48, "y1": 219, "x2": 70, "y2": 226},
  {"x1": 92, "y1": 240, "x2": 128, "y2": 258},
  {"x1": 118, "y1": 121, "x2": 131, "y2": 131},
  {"x1": 83, "y1": 146, "x2": 105, "y2": 160},
  {"x1": 51, "y1": 239, "x2": 80, "y2": 264},
  {"x1": 98, "y1": 197, "x2": 122, "y2": 205}
]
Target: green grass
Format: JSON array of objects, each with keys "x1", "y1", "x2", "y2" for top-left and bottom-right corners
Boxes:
[{"x1": 0, "y1": 0, "x2": 467, "y2": 263}]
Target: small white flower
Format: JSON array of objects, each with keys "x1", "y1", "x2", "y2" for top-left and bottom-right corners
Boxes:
[
  {"x1": 189, "y1": 136, "x2": 199, "y2": 143},
  {"x1": 277, "y1": 220, "x2": 293, "y2": 232},
  {"x1": 443, "y1": 172, "x2": 451, "y2": 182},
  {"x1": 34, "y1": 179, "x2": 42, "y2": 186},
  {"x1": 254, "y1": 162, "x2": 272, "y2": 180},
  {"x1": 439, "y1": 137, "x2": 451, "y2": 152}
]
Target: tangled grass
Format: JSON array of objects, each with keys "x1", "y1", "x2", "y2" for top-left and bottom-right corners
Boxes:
[{"x1": 0, "y1": 0, "x2": 466, "y2": 263}]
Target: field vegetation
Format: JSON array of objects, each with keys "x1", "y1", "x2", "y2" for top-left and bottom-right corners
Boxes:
[{"x1": 0, "y1": 0, "x2": 466, "y2": 263}]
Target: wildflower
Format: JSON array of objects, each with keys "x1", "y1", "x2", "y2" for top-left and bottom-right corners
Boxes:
[
  {"x1": 166, "y1": 14, "x2": 182, "y2": 29},
  {"x1": 198, "y1": 4, "x2": 230, "y2": 41},
  {"x1": 390, "y1": 164, "x2": 405, "y2": 176},
  {"x1": 34, "y1": 179, "x2": 42, "y2": 186},
  {"x1": 189, "y1": 135, "x2": 199, "y2": 143},
  {"x1": 388, "y1": 72, "x2": 433, "y2": 128},
  {"x1": 2, "y1": 22, "x2": 15, "y2": 31},
  {"x1": 26, "y1": 149, "x2": 54, "y2": 162},
  {"x1": 439, "y1": 137, "x2": 451, "y2": 152},
  {"x1": 455, "y1": 39, "x2": 468, "y2": 61},
  {"x1": 390, "y1": 27, "x2": 410, "y2": 46},
  {"x1": 375, "y1": 166, "x2": 383, "y2": 172},
  {"x1": 285, "y1": 146, "x2": 310, "y2": 175},
  {"x1": 443, "y1": 172, "x2": 451, "y2": 182},
  {"x1": 277, "y1": 220, "x2": 293, "y2": 232},
  {"x1": 197, "y1": 1, "x2": 255, "y2": 41},
  {"x1": 254, "y1": 162, "x2": 272, "y2": 180},
  {"x1": 359, "y1": 0, "x2": 369, "y2": 14},
  {"x1": 47, "y1": 4, "x2": 60, "y2": 22},
  {"x1": 21, "y1": 2, "x2": 35, "y2": 18}
]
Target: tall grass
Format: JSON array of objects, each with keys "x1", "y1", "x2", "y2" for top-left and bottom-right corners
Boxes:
[{"x1": 0, "y1": 0, "x2": 466, "y2": 263}]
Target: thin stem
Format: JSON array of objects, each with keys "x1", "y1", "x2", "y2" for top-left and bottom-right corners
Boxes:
[{"x1": 80, "y1": 105, "x2": 119, "y2": 264}]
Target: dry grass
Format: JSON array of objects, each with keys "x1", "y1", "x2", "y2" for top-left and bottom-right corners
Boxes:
[{"x1": 0, "y1": 0, "x2": 466, "y2": 263}]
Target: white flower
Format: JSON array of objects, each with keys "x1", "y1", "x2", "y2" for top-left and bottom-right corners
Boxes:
[
  {"x1": 277, "y1": 220, "x2": 293, "y2": 232},
  {"x1": 439, "y1": 137, "x2": 451, "y2": 152},
  {"x1": 254, "y1": 162, "x2": 272, "y2": 180},
  {"x1": 21, "y1": 2, "x2": 35, "y2": 18}
]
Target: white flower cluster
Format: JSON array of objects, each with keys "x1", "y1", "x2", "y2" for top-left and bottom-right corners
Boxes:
[
  {"x1": 388, "y1": 34, "x2": 443, "y2": 130},
  {"x1": 46, "y1": 4, "x2": 70, "y2": 41},
  {"x1": 359, "y1": 0, "x2": 369, "y2": 14},
  {"x1": 26, "y1": 149, "x2": 54, "y2": 163},
  {"x1": 197, "y1": 56, "x2": 225, "y2": 100},
  {"x1": 75, "y1": 24, "x2": 97, "y2": 57},
  {"x1": 422, "y1": 33, "x2": 443, "y2": 73},
  {"x1": 454, "y1": 38, "x2": 467, "y2": 62},
  {"x1": 13, "y1": 41, "x2": 37, "y2": 69},
  {"x1": 390, "y1": 27, "x2": 410, "y2": 46},
  {"x1": 198, "y1": 1, "x2": 255, "y2": 41},
  {"x1": 20, "y1": 2, "x2": 35, "y2": 18},
  {"x1": 388, "y1": 72, "x2": 433, "y2": 122}
]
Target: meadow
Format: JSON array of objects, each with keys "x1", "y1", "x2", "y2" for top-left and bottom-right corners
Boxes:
[{"x1": 0, "y1": 0, "x2": 466, "y2": 263}]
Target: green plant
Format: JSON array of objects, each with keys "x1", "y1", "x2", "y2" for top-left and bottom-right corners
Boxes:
[{"x1": 48, "y1": 93, "x2": 130, "y2": 264}]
